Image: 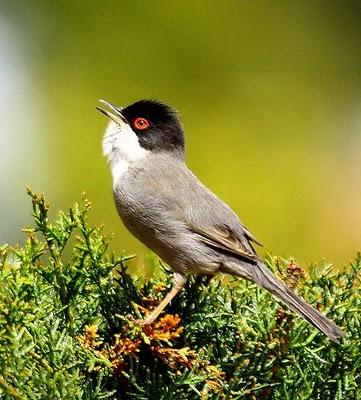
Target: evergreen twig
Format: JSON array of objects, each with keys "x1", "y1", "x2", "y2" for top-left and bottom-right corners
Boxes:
[{"x1": 0, "y1": 191, "x2": 359, "y2": 399}]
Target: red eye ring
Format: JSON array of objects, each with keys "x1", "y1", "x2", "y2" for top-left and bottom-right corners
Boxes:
[{"x1": 133, "y1": 117, "x2": 150, "y2": 131}]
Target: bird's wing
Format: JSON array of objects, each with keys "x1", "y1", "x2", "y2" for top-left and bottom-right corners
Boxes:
[
  {"x1": 190, "y1": 224, "x2": 259, "y2": 262},
  {"x1": 134, "y1": 155, "x2": 262, "y2": 262}
]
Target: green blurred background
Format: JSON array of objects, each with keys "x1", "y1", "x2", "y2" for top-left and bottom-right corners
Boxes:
[{"x1": 1, "y1": 1, "x2": 361, "y2": 270}]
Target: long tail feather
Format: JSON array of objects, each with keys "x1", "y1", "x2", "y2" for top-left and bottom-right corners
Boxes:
[{"x1": 223, "y1": 261, "x2": 344, "y2": 342}]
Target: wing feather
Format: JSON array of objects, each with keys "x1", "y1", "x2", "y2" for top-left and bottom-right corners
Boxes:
[{"x1": 190, "y1": 225, "x2": 259, "y2": 262}]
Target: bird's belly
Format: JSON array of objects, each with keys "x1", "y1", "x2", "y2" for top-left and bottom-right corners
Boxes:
[{"x1": 114, "y1": 200, "x2": 219, "y2": 275}]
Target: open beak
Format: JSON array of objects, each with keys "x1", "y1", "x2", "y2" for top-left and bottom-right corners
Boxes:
[{"x1": 96, "y1": 99, "x2": 128, "y2": 124}]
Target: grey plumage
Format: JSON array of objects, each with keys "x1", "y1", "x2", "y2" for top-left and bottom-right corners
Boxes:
[
  {"x1": 98, "y1": 98, "x2": 344, "y2": 342},
  {"x1": 114, "y1": 153, "x2": 344, "y2": 342}
]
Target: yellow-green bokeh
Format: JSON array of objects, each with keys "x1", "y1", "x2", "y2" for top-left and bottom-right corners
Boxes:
[{"x1": 1, "y1": 1, "x2": 361, "y2": 270}]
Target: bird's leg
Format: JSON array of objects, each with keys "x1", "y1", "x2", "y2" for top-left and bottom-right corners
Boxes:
[{"x1": 140, "y1": 272, "x2": 186, "y2": 326}]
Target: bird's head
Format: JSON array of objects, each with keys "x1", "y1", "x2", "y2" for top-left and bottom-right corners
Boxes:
[{"x1": 97, "y1": 99, "x2": 185, "y2": 167}]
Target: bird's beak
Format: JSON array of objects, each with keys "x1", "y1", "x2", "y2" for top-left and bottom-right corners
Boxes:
[{"x1": 96, "y1": 99, "x2": 128, "y2": 124}]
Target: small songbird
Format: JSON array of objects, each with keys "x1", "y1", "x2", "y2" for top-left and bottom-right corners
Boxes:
[{"x1": 97, "y1": 99, "x2": 344, "y2": 342}]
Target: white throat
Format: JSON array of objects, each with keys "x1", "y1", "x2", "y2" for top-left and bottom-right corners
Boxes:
[{"x1": 102, "y1": 121, "x2": 149, "y2": 186}]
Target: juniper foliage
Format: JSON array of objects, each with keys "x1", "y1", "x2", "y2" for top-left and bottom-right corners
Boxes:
[{"x1": 0, "y1": 191, "x2": 359, "y2": 399}]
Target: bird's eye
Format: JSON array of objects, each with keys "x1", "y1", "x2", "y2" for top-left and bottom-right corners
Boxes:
[{"x1": 133, "y1": 117, "x2": 150, "y2": 131}]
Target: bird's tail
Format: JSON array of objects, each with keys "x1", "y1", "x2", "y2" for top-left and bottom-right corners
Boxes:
[{"x1": 223, "y1": 261, "x2": 344, "y2": 342}]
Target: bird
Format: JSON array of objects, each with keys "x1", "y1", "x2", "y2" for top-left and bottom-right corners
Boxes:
[{"x1": 96, "y1": 99, "x2": 344, "y2": 342}]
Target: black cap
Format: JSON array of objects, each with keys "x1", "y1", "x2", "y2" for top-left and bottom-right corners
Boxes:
[{"x1": 122, "y1": 100, "x2": 185, "y2": 156}]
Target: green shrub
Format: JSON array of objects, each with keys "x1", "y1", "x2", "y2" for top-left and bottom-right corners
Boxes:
[{"x1": 0, "y1": 191, "x2": 359, "y2": 399}]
